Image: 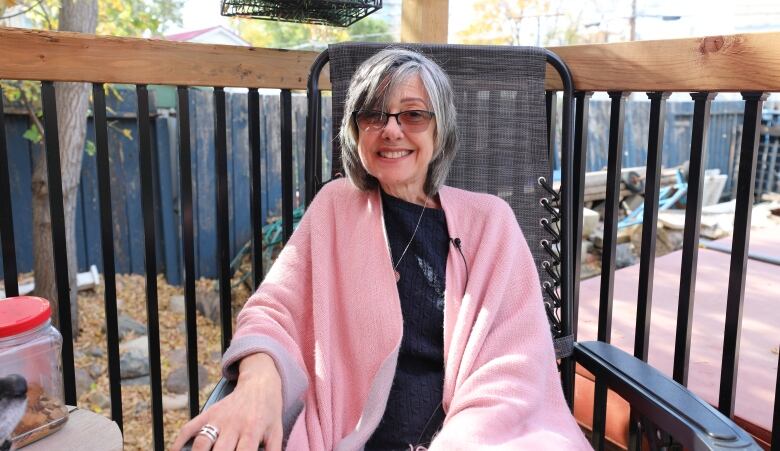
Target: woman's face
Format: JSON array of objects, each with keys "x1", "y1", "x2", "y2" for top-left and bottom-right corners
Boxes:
[{"x1": 357, "y1": 75, "x2": 436, "y2": 201}]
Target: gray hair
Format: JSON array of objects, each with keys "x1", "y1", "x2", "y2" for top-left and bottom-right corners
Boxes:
[{"x1": 339, "y1": 48, "x2": 458, "y2": 196}]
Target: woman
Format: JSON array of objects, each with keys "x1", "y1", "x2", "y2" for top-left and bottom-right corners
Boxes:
[{"x1": 173, "y1": 48, "x2": 590, "y2": 451}]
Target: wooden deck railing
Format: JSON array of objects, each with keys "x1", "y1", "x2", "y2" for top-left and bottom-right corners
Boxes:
[
  {"x1": 5, "y1": 27, "x2": 779, "y2": 91},
  {"x1": 1, "y1": 26, "x2": 779, "y2": 450}
]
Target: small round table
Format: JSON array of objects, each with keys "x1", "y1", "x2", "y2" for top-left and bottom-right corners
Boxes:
[{"x1": 23, "y1": 406, "x2": 122, "y2": 451}]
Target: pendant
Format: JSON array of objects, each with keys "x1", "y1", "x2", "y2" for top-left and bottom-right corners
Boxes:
[{"x1": 395, "y1": 270, "x2": 401, "y2": 282}]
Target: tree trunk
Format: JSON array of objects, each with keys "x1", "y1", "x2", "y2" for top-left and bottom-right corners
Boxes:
[{"x1": 31, "y1": 0, "x2": 97, "y2": 334}]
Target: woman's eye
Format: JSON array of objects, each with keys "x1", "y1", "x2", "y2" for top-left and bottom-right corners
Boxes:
[
  {"x1": 403, "y1": 111, "x2": 425, "y2": 121},
  {"x1": 359, "y1": 111, "x2": 384, "y2": 125}
]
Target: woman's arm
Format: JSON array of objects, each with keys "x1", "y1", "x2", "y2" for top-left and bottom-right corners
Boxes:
[
  {"x1": 173, "y1": 185, "x2": 330, "y2": 450},
  {"x1": 219, "y1": 200, "x2": 318, "y2": 435}
]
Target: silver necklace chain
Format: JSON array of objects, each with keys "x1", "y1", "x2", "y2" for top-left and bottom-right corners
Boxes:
[{"x1": 392, "y1": 196, "x2": 428, "y2": 282}]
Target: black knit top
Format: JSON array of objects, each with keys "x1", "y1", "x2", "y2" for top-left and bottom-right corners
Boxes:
[{"x1": 365, "y1": 191, "x2": 449, "y2": 450}]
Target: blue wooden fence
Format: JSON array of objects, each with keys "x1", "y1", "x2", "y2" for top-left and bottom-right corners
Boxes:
[
  {"x1": 0, "y1": 91, "x2": 773, "y2": 284},
  {"x1": 0, "y1": 87, "x2": 332, "y2": 284},
  {"x1": 552, "y1": 98, "x2": 780, "y2": 199}
]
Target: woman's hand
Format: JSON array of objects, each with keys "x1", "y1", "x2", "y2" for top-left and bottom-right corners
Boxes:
[{"x1": 171, "y1": 353, "x2": 284, "y2": 451}]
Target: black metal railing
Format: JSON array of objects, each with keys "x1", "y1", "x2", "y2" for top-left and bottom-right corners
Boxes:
[
  {"x1": 176, "y1": 85, "x2": 199, "y2": 421},
  {"x1": 0, "y1": 79, "x2": 299, "y2": 450},
  {"x1": 1, "y1": 58, "x2": 778, "y2": 451},
  {"x1": 0, "y1": 88, "x2": 17, "y2": 299},
  {"x1": 93, "y1": 83, "x2": 124, "y2": 429},
  {"x1": 547, "y1": 87, "x2": 777, "y2": 450}
]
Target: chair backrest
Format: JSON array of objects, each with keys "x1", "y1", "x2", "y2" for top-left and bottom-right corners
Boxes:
[{"x1": 325, "y1": 43, "x2": 568, "y2": 355}]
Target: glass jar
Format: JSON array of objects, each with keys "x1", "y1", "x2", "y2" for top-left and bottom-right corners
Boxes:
[{"x1": 0, "y1": 296, "x2": 69, "y2": 447}]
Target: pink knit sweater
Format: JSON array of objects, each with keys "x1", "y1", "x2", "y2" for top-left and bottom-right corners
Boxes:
[{"x1": 222, "y1": 179, "x2": 591, "y2": 450}]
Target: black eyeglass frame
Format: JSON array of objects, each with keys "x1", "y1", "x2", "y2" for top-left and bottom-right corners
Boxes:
[{"x1": 352, "y1": 109, "x2": 436, "y2": 132}]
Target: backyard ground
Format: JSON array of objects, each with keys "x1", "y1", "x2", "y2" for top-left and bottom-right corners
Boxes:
[{"x1": 71, "y1": 272, "x2": 253, "y2": 450}]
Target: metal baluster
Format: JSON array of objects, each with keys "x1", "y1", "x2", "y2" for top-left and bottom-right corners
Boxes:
[
  {"x1": 592, "y1": 382, "x2": 610, "y2": 450},
  {"x1": 281, "y1": 89, "x2": 293, "y2": 242},
  {"x1": 41, "y1": 81, "x2": 77, "y2": 405},
  {"x1": 673, "y1": 92, "x2": 716, "y2": 386},
  {"x1": 560, "y1": 90, "x2": 590, "y2": 410},
  {"x1": 213, "y1": 87, "x2": 232, "y2": 352},
  {"x1": 634, "y1": 92, "x2": 670, "y2": 361},
  {"x1": 92, "y1": 83, "x2": 123, "y2": 430},
  {"x1": 248, "y1": 88, "x2": 263, "y2": 288},
  {"x1": 136, "y1": 84, "x2": 164, "y2": 450},
  {"x1": 597, "y1": 91, "x2": 629, "y2": 343},
  {"x1": 628, "y1": 91, "x2": 669, "y2": 450},
  {"x1": 177, "y1": 86, "x2": 200, "y2": 418},
  {"x1": 572, "y1": 91, "x2": 592, "y2": 339},
  {"x1": 592, "y1": 91, "x2": 628, "y2": 451},
  {"x1": 718, "y1": 92, "x2": 769, "y2": 417},
  {"x1": 0, "y1": 85, "x2": 19, "y2": 297}
]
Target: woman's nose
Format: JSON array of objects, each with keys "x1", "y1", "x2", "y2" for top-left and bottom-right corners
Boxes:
[{"x1": 381, "y1": 115, "x2": 404, "y2": 139}]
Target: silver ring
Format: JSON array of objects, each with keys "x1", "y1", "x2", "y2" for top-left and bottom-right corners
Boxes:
[{"x1": 198, "y1": 424, "x2": 219, "y2": 444}]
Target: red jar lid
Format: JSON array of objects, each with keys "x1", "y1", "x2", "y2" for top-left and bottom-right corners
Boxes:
[{"x1": 0, "y1": 296, "x2": 52, "y2": 338}]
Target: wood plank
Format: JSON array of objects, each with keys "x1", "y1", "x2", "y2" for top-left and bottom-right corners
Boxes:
[
  {"x1": 187, "y1": 90, "x2": 201, "y2": 274},
  {"x1": 154, "y1": 115, "x2": 181, "y2": 285},
  {"x1": 76, "y1": 131, "x2": 101, "y2": 271},
  {"x1": 229, "y1": 91, "x2": 251, "y2": 259},
  {"x1": 108, "y1": 125, "x2": 130, "y2": 274},
  {"x1": 264, "y1": 95, "x2": 282, "y2": 219},
  {"x1": 292, "y1": 95, "x2": 307, "y2": 208},
  {"x1": 258, "y1": 94, "x2": 270, "y2": 226},
  {"x1": 0, "y1": 27, "x2": 329, "y2": 89},
  {"x1": 401, "y1": 0, "x2": 449, "y2": 44},
  {"x1": 193, "y1": 89, "x2": 216, "y2": 278},
  {"x1": 546, "y1": 32, "x2": 780, "y2": 91},
  {"x1": 5, "y1": 117, "x2": 34, "y2": 274},
  {"x1": 3, "y1": 27, "x2": 780, "y2": 93},
  {"x1": 577, "y1": 246, "x2": 780, "y2": 438}
]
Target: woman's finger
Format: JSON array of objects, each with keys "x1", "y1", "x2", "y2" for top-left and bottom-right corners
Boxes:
[
  {"x1": 191, "y1": 431, "x2": 220, "y2": 451},
  {"x1": 264, "y1": 422, "x2": 284, "y2": 451},
  {"x1": 211, "y1": 426, "x2": 240, "y2": 451},
  {"x1": 235, "y1": 426, "x2": 265, "y2": 451},
  {"x1": 171, "y1": 414, "x2": 210, "y2": 451}
]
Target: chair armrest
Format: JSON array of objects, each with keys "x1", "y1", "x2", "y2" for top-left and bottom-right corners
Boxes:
[
  {"x1": 202, "y1": 377, "x2": 236, "y2": 410},
  {"x1": 181, "y1": 378, "x2": 239, "y2": 451},
  {"x1": 574, "y1": 341, "x2": 759, "y2": 450}
]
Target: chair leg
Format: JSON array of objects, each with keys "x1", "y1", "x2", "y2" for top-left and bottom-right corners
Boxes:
[
  {"x1": 592, "y1": 379, "x2": 609, "y2": 451},
  {"x1": 628, "y1": 412, "x2": 642, "y2": 451}
]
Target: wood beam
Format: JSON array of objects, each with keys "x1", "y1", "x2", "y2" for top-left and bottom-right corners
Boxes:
[
  {"x1": 0, "y1": 27, "x2": 328, "y2": 89},
  {"x1": 401, "y1": 0, "x2": 449, "y2": 44},
  {"x1": 3, "y1": 27, "x2": 780, "y2": 93},
  {"x1": 546, "y1": 33, "x2": 780, "y2": 92}
]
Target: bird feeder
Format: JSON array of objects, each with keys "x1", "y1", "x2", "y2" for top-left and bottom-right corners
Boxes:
[{"x1": 221, "y1": 0, "x2": 383, "y2": 27}]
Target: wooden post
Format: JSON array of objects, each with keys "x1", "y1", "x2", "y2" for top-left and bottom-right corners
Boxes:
[{"x1": 401, "y1": 0, "x2": 449, "y2": 43}]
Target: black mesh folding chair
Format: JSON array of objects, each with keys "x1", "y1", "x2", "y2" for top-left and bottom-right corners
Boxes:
[{"x1": 193, "y1": 43, "x2": 758, "y2": 451}]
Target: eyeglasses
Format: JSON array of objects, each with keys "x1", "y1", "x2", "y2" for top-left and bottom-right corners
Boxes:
[{"x1": 352, "y1": 110, "x2": 435, "y2": 133}]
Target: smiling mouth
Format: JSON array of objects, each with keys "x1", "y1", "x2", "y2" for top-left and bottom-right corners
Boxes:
[{"x1": 379, "y1": 150, "x2": 412, "y2": 159}]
